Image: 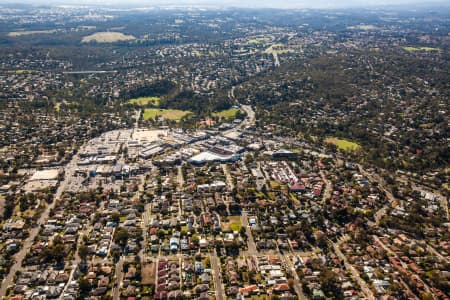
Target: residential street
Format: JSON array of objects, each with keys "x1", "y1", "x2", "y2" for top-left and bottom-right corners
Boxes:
[
  {"x1": 210, "y1": 251, "x2": 224, "y2": 300},
  {"x1": 1, "y1": 154, "x2": 80, "y2": 296},
  {"x1": 241, "y1": 211, "x2": 258, "y2": 256},
  {"x1": 332, "y1": 235, "x2": 376, "y2": 300}
]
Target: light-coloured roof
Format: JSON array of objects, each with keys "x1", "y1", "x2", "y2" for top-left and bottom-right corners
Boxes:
[
  {"x1": 29, "y1": 169, "x2": 59, "y2": 181},
  {"x1": 189, "y1": 151, "x2": 225, "y2": 162},
  {"x1": 188, "y1": 151, "x2": 237, "y2": 163}
]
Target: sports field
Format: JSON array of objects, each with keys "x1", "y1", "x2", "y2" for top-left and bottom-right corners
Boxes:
[
  {"x1": 403, "y1": 46, "x2": 440, "y2": 52},
  {"x1": 325, "y1": 137, "x2": 361, "y2": 151},
  {"x1": 212, "y1": 108, "x2": 239, "y2": 119},
  {"x1": 143, "y1": 108, "x2": 191, "y2": 120},
  {"x1": 128, "y1": 96, "x2": 161, "y2": 106}
]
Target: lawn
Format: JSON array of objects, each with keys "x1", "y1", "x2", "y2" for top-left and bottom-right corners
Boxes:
[
  {"x1": 229, "y1": 216, "x2": 242, "y2": 232},
  {"x1": 403, "y1": 46, "x2": 440, "y2": 52},
  {"x1": 8, "y1": 29, "x2": 59, "y2": 37},
  {"x1": 325, "y1": 137, "x2": 361, "y2": 151},
  {"x1": 128, "y1": 96, "x2": 161, "y2": 107},
  {"x1": 265, "y1": 43, "x2": 290, "y2": 55},
  {"x1": 212, "y1": 108, "x2": 240, "y2": 119},
  {"x1": 14, "y1": 70, "x2": 28, "y2": 74},
  {"x1": 269, "y1": 180, "x2": 280, "y2": 189},
  {"x1": 248, "y1": 37, "x2": 270, "y2": 44},
  {"x1": 143, "y1": 108, "x2": 192, "y2": 120},
  {"x1": 81, "y1": 32, "x2": 136, "y2": 43}
]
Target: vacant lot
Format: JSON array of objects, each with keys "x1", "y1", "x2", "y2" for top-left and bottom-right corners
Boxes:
[
  {"x1": 403, "y1": 46, "x2": 440, "y2": 52},
  {"x1": 143, "y1": 108, "x2": 191, "y2": 120},
  {"x1": 141, "y1": 263, "x2": 155, "y2": 285},
  {"x1": 81, "y1": 32, "x2": 136, "y2": 43},
  {"x1": 212, "y1": 108, "x2": 240, "y2": 119},
  {"x1": 223, "y1": 216, "x2": 242, "y2": 232},
  {"x1": 325, "y1": 137, "x2": 361, "y2": 151},
  {"x1": 128, "y1": 96, "x2": 161, "y2": 107}
]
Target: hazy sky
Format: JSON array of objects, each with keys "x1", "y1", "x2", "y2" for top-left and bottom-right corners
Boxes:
[{"x1": 0, "y1": 0, "x2": 447, "y2": 8}]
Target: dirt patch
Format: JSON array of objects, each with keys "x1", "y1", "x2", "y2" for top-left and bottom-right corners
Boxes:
[{"x1": 141, "y1": 262, "x2": 155, "y2": 285}]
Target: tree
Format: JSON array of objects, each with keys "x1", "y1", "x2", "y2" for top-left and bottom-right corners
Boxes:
[
  {"x1": 420, "y1": 293, "x2": 434, "y2": 300},
  {"x1": 42, "y1": 236, "x2": 66, "y2": 263},
  {"x1": 287, "y1": 278, "x2": 295, "y2": 290},
  {"x1": 78, "y1": 245, "x2": 88, "y2": 261},
  {"x1": 79, "y1": 278, "x2": 91, "y2": 294},
  {"x1": 114, "y1": 228, "x2": 129, "y2": 248},
  {"x1": 111, "y1": 249, "x2": 121, "y2": 263},
  {"x1": 111, "y1": 212, "x2": 120, "y2": 223},
  {"x1": 191, "y1": 235, "x2": 199, "y2": 245},
  {"x1": 203, "y1": 257, "x2": 211, "y2": 268},
  {"x1": 3, "y1": 200, "x2": 14, "y2": 219},
  {"x1": 157, "y1": 229, "x2": 165, "y2": 240},
  {"x1": 320, "y1": 269, "x2": 342, "y2": 299}
]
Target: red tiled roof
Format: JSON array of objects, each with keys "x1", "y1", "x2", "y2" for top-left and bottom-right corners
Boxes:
[{"x1": 239, "y1": 284, "x2": 258, "y2": 295}]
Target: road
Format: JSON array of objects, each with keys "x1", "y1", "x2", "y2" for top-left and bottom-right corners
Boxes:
[
  {"x1": 373, "y1": 235, "x2": 432, "y2": 295},
  {"x1": 221, "y1": 107, "x2": 255, "y2": 137},
  {"x1": 332, "y1": 235, "x2": 375, "y2": 300},
  {"x1": 426, "y1": 244, "x2": 449, "y2": 263},
  {"x1": 0, "y1": 154, "x2": 80, "y2": 296},
  {"x1": 60, "y1": 211, "x2": 98, "y2": 299},
  {"x1": 228, "y1": 86, "x2": 236, "y2": 101},
  {"x1": 241, "y1": 211, "x2": 258, "y2": 255},
  {"x1": 221, "y1": 164, "x2": 234, "y2": 190},
  {"x1": 176, "y1": 165, "x2": 184, "y2": 190},
  {"x1": 210, "y1": 251, "x2": 224, "y2": 300},
  {"x1": 226, "y1": 85, "x2": 257, "y2": 131},
  {"x1": 134, "y1": 109, "x2": 141, "y2": 129},
  {"x1": 222, "y1": 85, "x2": 257, "y2": 142},
  {"x1": 63, "y1": 70, "x2": 118, "y2": 74},
  {"x1": 357, "y1": 164, "x2": 397, "y2": 224},
  {"x1": 0, "y1": 99, "x2": 254, "y2": 296},
  {"x1": 273, "y1": 52, "x2": 280, "y2": 67},
  {"x1": 113, "y1": 256, "x2": 125, "y2": 300},
  {"x1": 373, "y1": 205, "x2": 389, "y2": 225},
  {"x1": 135, "y1": 176, "x2": 149, "y2": 263},
  {"x1": 280, "y1": 254, "x2": 308, "y2": 300},
  {"x1": 139, "y1": 203, "x2": 152, "y2": 264},
  {"x1": 372, "y1": 235, "x2": 395, "y2": 257},
  {"x1": 240, "y1": 104, "x2": 256, "y2": 127},
  {"x1": 410, "y1": 182, "x2": 449, "y2": 220},
  {"x1": 278, "y1": 239, "x2": 307, "y2": 300},
  {"x1": 319, "y1": 170, "x2": 332, "y2": 204}
]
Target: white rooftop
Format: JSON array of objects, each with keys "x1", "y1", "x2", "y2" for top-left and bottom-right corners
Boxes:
[{"x1": 29, "y1": 169, "x2": 59, "y2": 181}]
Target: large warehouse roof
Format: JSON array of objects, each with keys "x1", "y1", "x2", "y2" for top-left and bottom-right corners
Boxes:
[{"x1": 188, "y1": 150, "x2": 239, "y2": 164}]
